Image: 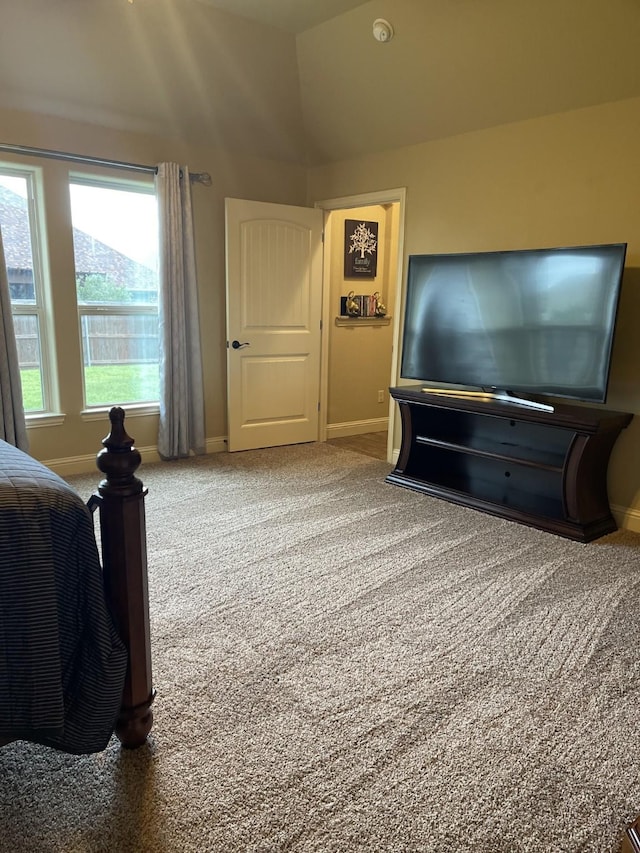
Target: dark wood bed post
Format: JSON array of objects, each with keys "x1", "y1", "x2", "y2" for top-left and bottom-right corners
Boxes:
[{"x1": 93, "y1": 406, "x2": 154, "y2": 748}]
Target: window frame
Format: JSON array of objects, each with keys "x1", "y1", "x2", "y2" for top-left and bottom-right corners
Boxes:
[
  {"x1": 0, "y1": 163, "x2": 57, "y2": 416},
  {"x1": 69, "y1": 173, "x2": 160, "y2": 411}
]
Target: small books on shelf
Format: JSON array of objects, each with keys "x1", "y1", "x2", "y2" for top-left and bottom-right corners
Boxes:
[{"x1": 340, "y1": 294, "x2": 380, "y2": 317}]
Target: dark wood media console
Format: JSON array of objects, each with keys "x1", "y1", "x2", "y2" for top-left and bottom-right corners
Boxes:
[{"x1": 387, "y1": 385, "x2": 633, "y2": 541}]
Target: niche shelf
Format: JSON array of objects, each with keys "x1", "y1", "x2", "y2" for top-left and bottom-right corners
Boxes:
[{"x1": 335, "y1": 316, "x2": 392, "y2": 327}]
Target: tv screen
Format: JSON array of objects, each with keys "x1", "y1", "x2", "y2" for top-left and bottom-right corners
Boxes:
[{"x1": 399, "y1": 243, "x2": 627, "y2": 404}]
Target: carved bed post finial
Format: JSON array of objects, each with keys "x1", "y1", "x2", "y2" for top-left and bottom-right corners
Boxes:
[
  {"x1": 94, "y1": 407, "x2": 154, "y2": 748},
  {"x1": 97, "y1": 406, "x2": 143, "y2": 497},
  {"x1": 104, "y1": 405, "x2": 131, "y2": 448}
]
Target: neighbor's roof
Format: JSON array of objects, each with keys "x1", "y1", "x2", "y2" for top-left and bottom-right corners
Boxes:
[{"x1": 0, "y1": 185, "x2": 156, "y2": 289}]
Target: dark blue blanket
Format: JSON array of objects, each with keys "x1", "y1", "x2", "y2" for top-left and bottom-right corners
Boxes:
[{"x1": 0, "y1": 439, "x2": 127, "y2": 753}]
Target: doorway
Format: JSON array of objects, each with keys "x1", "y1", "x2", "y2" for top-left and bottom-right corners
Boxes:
[{"x1": 315, "y1": 188, "x2": 406, "y2": 464}]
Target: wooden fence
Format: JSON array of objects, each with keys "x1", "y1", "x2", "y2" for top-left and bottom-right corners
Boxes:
[{"x1": 13, "y1": 314, "x2": 159, "y2": 369}]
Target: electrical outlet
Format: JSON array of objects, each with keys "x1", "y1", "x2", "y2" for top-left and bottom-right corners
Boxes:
[{"x1": 377, "y1": 390, "x2": 385, "y2": 403}]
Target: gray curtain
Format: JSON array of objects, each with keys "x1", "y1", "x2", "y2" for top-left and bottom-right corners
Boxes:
[
  {"x1": 0, "y1": 227, "x2": 28, "y2": 451},
  {"x1": 155, "y1": 162, "x2": 206, "y2": 460}
]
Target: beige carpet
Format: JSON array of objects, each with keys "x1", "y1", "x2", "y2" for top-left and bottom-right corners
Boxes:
[{"x1": 1, "y1": 442, "x2": 640, "y2": 852}]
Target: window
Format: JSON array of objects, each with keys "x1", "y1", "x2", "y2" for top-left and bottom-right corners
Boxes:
[
  {"x1": 0, "y1": 168, "x2": 52, "y2": 413},
  {"x1": 69, "y1": 178, "x2": 160, "y2": 408}
]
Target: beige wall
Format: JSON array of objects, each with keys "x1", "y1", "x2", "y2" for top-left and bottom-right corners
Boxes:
[
  {"x1": 4, "y1": 94, "x2": 640, "y2": 524},
  {"x1": 308, "y1": 97, "x2": 640, "y2": 520},
  {"x1": 0, "y1": 107, "x2": 307, "y2": 464},
  {"x1": 325, "y1": 204, "x2": 397, "y2": 429}
]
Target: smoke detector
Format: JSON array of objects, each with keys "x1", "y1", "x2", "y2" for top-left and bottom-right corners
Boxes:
[{"x1": 372, "y1": 18, "x2": 394, "y2": 43}]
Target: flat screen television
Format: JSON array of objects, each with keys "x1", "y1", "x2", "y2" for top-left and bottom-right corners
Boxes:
[{"x1": 399, "y1": 243, "x2": 627, "y2": 408}]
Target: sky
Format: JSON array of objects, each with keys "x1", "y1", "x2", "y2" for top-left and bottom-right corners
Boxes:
[
  {"x1": 69, "y1": 183, "x2": 158, "y2": 269},
  {"x1": 0, "y1": 174, "x2": 158, "y2": 269}
]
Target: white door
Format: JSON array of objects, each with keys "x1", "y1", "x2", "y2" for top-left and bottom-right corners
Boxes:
[{"x1": 225, "y1": 198, "x2": 324, "y2": 452}]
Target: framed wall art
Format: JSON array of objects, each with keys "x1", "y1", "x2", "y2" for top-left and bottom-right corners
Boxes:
[{"x1": 344, "y1": 219, "x2": 378, "y2": 279}]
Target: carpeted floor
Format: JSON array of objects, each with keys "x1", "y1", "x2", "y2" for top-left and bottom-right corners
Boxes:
[
  {"x1": 1, "y1": 441, "x2": 640, "y2": 852},
  {"x1": 327, "y1": 431, "x2": 388, "y2": 460}
]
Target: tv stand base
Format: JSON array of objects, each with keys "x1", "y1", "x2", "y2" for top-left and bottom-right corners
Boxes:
[{"x1": 389, "y1": 386, "x2": 632, "y2": 542}]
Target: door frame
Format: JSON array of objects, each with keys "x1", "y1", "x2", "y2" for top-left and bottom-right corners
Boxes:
[{"x1": 314, "y1": 187, "x2": 407, "y2": 462}]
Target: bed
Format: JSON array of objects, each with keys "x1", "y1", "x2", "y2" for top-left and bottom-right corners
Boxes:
[{"x1": 0, "y1": 406, "x2": 153, "y2": 754}]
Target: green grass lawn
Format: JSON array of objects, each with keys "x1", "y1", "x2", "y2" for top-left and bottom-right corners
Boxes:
[
  {"x1": 21, "y1": 364, "x2": 160, "y2": 411},
  {"x1": 20, "y1": 369, "x2": 44, "y2": 411}
]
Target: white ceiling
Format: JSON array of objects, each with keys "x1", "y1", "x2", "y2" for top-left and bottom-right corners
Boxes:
[{"x1": 194, "y1": 0, "x2": 370, "y2": 32}]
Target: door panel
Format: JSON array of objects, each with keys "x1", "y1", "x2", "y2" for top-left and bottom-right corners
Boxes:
[
  {"x1": 225, "y1": 198, "x2": 323, "y2": 451},
  {"x1": 241, "y1": 357, "x2": 308, "y2": 421}
]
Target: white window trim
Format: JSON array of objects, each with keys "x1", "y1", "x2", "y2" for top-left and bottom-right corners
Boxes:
[{"x1": 0, "y1": 164, "x2": 57, "y2": 414}]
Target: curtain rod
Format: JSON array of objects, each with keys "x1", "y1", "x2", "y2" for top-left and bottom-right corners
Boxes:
[{"x1": 0, "y1": 143, "x2": 212, "y2": 186}]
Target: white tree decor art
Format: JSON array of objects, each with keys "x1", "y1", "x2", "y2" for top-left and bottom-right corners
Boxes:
[{"x1": 344, "y1": 219, "x2": 378, "y2": 278}]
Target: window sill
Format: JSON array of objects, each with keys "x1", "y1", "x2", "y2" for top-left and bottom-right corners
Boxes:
[
  {"x1": 81, "y1": 403, "x2": 160, "y2": 422},
  {"x1": 26, "y1": 412, "x2": 66, "y2": 428}
]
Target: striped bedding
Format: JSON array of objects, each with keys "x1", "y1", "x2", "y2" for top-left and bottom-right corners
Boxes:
[{"x1": 0, "y1": 439, "x2": 127, "y2": 754}]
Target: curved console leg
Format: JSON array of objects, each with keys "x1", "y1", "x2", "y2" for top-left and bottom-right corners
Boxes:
[{"x1": 622, "y1": 816, "x2": 640, "y2": 853}]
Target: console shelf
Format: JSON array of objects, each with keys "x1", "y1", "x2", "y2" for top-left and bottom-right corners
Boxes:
[{"x1": 387, "y1": 386, "x2": 633, "y2": 541}]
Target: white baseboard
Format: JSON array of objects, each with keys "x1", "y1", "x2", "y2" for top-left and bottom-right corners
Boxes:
[
  {"x1": 44, "y1": 444, "x2": 160, "y2": 477},
  {"x1": 326, "y1": 418, "x2": 388, "y2": 439},
  {"x1": 206, "y1": 436, "x2": 227, "y2": 454},
  {"x1": 45, "y1": 436, "x2": 228, "y2": 478},
  {"x1": 611, "y1": 503, "x2": 640, "y2": 535}
]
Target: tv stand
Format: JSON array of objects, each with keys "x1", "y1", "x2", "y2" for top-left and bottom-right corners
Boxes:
[{"x1": 387, "y1": 386, "x2": 633, "y2": 541}]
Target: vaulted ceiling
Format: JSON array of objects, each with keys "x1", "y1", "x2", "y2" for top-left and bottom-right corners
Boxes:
[
  {"x1": 2, "y1": 0, "x2": 640, "y2": 166},
  {"x1": 194, "y1": 0, "x2": 370, "y2": 33}
]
